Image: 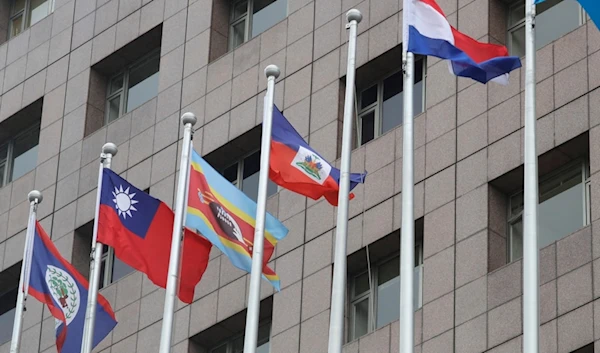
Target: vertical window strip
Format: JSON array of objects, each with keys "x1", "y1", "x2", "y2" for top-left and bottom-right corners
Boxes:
[
  {"x1": 104, "y1": 50, "x2": 160, "y2": 125},
  {"x1": 357, "y1": 58, "x2": 426, "y2": 146},
  {"x1": 507, "y1": 160, "x2": 591, "y2": 262}
]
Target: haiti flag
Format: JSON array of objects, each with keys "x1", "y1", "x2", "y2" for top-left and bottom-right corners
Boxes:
[
  {"x1": 270, "y1": 106, "x2": 367, "y2": 206},
  {"x1": 97, "y1": 168, "x2": 212, "y2": 304},
  {"x1": 28, "y1": 222, "x2": 117, "y2": 352},
  {"x1": 186, "y1": 149, "x2": 288, "y2": 290}
]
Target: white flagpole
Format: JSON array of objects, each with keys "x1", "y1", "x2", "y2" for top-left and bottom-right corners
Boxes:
[
  {"x1": 399, "y1": 0, "x2": 415, "y2": 350},
  {"x1": 523, "y1": 0, "x2": 539, "y2": 351},
  {"x1": 242, "y1": 64, "x2": 279, "y2": 353},
  {"x1": 328, "y1": 9, "x2": 362, "y2": 353},
  {"x1": 399, "y1": 48, "x2": 416, "y2": 353},
  {"x1": 158, "y1": 112, "x2": 197, "y2": 353},
  {"x1": 81, "y1": 143, "x2": 118, "y2": 353},
  {"x1": 9, "y1": 190, "x2": 43, "y2": 353}
]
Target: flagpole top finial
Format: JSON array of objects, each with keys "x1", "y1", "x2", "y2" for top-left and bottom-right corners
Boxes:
[
  {"x1": 346, "y1": 9, "x2": 362, "y2": 24},
  {"x1": 181, "y1": 112, "x2": 197, "y2": 126},
  {"x1": 264, "y1": 65, "x2": 280, "y2": 79},
  {"x1": 102, "y1": 143, "x2": 118, "y2": 156},
  {"x1": 28, "y1": 190, "x2": 43, "y2": 203}
]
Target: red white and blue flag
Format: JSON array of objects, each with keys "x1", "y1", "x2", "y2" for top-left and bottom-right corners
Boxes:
[
  {"x1": 28, "y1": 222, "x2": 117, "y2": 352},
  {"x1": 404, "y1": 0, "x2": 522, "y2": 84},
  {"x1": 270, "y1": 106, "x2": 367, "y2": 206},
  {"x1": 97, "y1": 168, "x2": 212, "y2": 304}
]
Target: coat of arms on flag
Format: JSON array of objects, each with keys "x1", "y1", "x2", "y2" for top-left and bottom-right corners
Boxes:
[
  {"x1": 291, "y1": 146, "x2": 332, "y2": 185},
  {"x1": 46, "y1": 265, "x2": 80, "y2": 323}
]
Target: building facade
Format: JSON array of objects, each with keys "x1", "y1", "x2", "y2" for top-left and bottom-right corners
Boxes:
[{"x1": 0, "y1": 0, "x2": 598, "y2": 352}]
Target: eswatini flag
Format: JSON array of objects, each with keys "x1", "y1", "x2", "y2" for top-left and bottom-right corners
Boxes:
[
  {"x1": 186, "y1": 149, "x2": 288, "y2": 291},
  {"x1": 270, "y1": 106, "x2": 367, "y2": 206}
]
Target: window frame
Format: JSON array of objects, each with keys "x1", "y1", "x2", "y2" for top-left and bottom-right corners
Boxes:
[
  {"x1": 8, "y1": 0, "x2": 55, "y2": 38},
  {"x1": 356, "y1": 60, "x2": 427, "y2": 146},
  {"x1": 0, "y1": 123, "x2": 41, "y2": 188},
  {"x1": 229, "y1": 0, "x2": 251, "y2": 51},
  {"x1": 506, "y1": 0, "x2": 584, "y2": 56},
  {"x1": 228, "y1": 0, "x2": 288, "y2": 51},
  {"x1": 507, "y1": 159, "x2": 591, "y2": 262},
  {"x1": 99, "y1": 245, "x2": 135, "y2": 288},
  {"x1": 104, "y1": 49, "x2": 161, "y2": 125},
  {"x1": 208, "y1": 320, "x2": 271, "y2": 353},
  {"x1": 348, "y1": 242, "x2": 424, "y2": 342}
]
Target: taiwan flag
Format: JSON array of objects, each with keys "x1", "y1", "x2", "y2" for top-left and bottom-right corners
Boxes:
[
  {"x1": 28, "y1": 222, "x2": 117, "y2": 353},
  {"x1": 97, "y1": 169, "x2": 212, "y2": 304},
  {"x1": 270, "y1": 106, "x2": 367, "y2": 206}
]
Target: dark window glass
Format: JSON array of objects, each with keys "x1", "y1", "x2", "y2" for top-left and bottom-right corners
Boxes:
[
  {"x1": 0, "y1": 287, "x2": 18, "y2": 345},
  {"x1": 360, "y1": 111, "x2": 375, "y2": 145},
  {"x1": 223, "y1": 163, "x2": 239, "y2": 185},
  {"x1": 360, "y1": 85, "x2": 378, "y2": 109}
]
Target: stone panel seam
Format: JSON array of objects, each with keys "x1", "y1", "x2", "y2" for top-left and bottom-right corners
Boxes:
[{"x1": 452, "y1": 66, "x2": 458, "y2": 353}]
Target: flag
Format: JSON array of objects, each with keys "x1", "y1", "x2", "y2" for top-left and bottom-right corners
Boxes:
[
  {"x1": 535, "y1": 0, "x2": 599, "y2": 29},
  {"x1": 270, "y1": 106, "x2": 367, "y2": 206},
  {"x1": 186, "y1": 150, "x2": 289, "y2": 290},
  {"x1": 404, "y1": 0, "x2": 522, "y2": 84},
  {"x1": 97, "y1": 168, "x2": 212, "y2": 304},
  {"x1": 28, "y1": 222, "x2": 117, "y2": 352}
]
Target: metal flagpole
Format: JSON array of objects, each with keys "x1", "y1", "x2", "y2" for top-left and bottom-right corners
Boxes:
[
  {"x1": 81, "y1": 143, "x2": 118, "y2": 353},
  {"x1": 242, "y1": 64, "x2": 280, "y2": 353},
  {"x1": 523, "y1": 0, "x2": 539, "y2": 351},
  {"x1": 327, "y1": 9, "x2": 362, "y2": 353},
  {"x1": 9, "y1": 190, "x2": 43, "y2": 353},
  {"x1": 399, "y1": 50, "x2": 416, "y2": 353},
  {"x1": 158, "y1": 112, "x2": 197, "y2": 353}
]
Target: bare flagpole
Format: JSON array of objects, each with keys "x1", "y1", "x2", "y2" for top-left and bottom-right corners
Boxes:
[
  {"x1": 399, "y1": 44, "x2": 416, "y2": 353},
  {"x1": 327, "y1": 9, "x2": 362, "y2": 353},
  {"x1": 399, "y1": 0, "x2": 415, "y2": 351},
  {"x1": 9, "y1": 190, "x2": 43, "y2": 353},
  {"x1": 81, "y1": 143, "x2": 117, "y2": 353},
  {"x1": 523, "y1": 0, "x2": 539, "y2": 351},
  {"x1": 242, "y1": 64, "x2": 280, "y2": 353},
  {"x1": 158, "y1": 113, "x2": 197, "y2": 353}
]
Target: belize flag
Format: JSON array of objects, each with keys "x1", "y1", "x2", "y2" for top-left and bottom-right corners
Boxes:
[
  {"x1": 97, "y1": 168, "x2": 212, "y2": 304},
  {"x1": 28, "y1": 222, "x2": 117, "y2": 352},
  {"x1": 404, "y1": 0, "x2": 522, "y2": 84},
  {"x1": 186, "y1": 149, "x2": 288, "y2": 290},
  {"x1": 270, "y1": 106, "x2": 367, "y2": 206}
]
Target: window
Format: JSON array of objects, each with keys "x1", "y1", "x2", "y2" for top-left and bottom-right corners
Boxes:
[
  {"x1": 508, "y1": 161, "x2": 590, "y2": 261},
  {"x1": 210, "y1": 322, "x2": 270, "y2": 353},
  {"x1": 9, "y1": 0, "x2": 54, "y2": 38},
  {"x1": 105, "y1": 50, "x2": 160, "y2": 124},
  {"x1": 348, "y1": 226, "x2": 424, "y2": 342},
  {"x1": 222, "y1": 151, "x2": 278, "y2": 202},
  {"x1": 229, "y1": 0, "x2": 288, "y2": 50},
  {"x1": 507, "y1": 0, "x2": 583, "y2": 57},
  {"x1": 73, "y1": 221, "x2": 135, "y2": 288},
  {"x1": 190, "y1": 296, "x2": 273, "y2": 353},
  {"x1": 357, "y1": 58, "x2": 425, "y2": 145},
  {"x1": 98, "y1": 245, "x2": 135, "y2": 289},
  {"x1": 0, "y1": 124, "x2": 40, "y2": 187},
  {"x1": 0, "y1": 263, "x2": 20, "y2": 345},
  {"x1": 571, "y1": 343, "x2": 594, "y2": 353}
]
